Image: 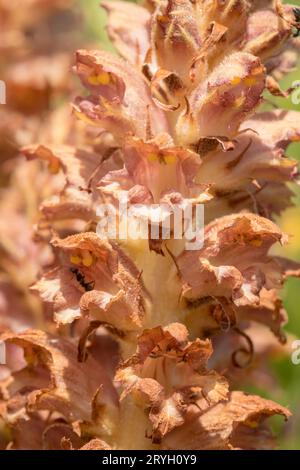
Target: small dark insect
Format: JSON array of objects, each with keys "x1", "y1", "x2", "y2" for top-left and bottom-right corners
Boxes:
[
  {"x1": 293, "y1": 8, "x2": 300, "y2": 37},
  {"x1": 70, "y1": 267, "x2": 95, "y2": 291}
]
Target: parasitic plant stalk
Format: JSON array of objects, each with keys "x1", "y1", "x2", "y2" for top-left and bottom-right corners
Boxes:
[{"x1": 1, "y1": 0, "x2": 300, "y2": 450}]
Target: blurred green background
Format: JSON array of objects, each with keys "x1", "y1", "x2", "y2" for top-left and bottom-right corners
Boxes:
[{"x1": 78, "y1": 0, "x2": 300, "y2": 449}]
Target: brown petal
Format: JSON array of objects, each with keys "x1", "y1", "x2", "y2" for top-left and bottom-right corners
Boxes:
[
  {"x1": 0, "y1": 330, "x2": 118, "y2": 423},
  {"x1": 164, "y1": 391, "x2": 291, "y2": 449}
]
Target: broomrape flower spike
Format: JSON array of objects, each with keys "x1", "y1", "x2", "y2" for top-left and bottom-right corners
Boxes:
[{"x1": 1, "y1": 0, "x2": 300, "y2": 450}]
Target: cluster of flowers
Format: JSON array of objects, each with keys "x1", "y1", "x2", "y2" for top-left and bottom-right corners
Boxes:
[{"x1": 1, "y1": 0, "x2": 300, "y2": 450}]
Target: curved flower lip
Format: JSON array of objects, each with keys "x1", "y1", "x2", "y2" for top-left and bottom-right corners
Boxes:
[
  {"x1": 176, "y1": 213, "x2": 296, "y2": 340},
  {"x1": 163, "y1": 390, "x2": 291, "y2": 450},
  {"x1": 99, "y1": 134, "x2": 211, "y2": 202},
  {"x1": 0, "y1": 329, "x2": 118, "y2": 424},
  {"x1": 242, "y1": 110, "x2": 300, "y2": 154},
  {"x1": 31, "y1": 266, "x2": 83, "y2": 325},
  {"x1": 74, "y1": 49, "x2": 168, "y2": 140},
  {"x1": 22, "y1": 144, "x2": 101, "y2": 187},
  {"x1": 266, "y1": 40, "x2": 300, "y2": 80},
  {"x1": 175, "y1": 52, "x2": 266, "y2": 147},
  {"x1": 96, "y1": 135, "x2": 211, "y2": 253},
  {"x1": 197, "y1": 110, "x2": 300, "y2": 192},
  {"x1": 32, "y1": 232, "x2": 146, "y2": 331},
  {"x1": 149, "y1": 68, "x2": 185, "y2": 112},
  {"x1": 22, "y1": 143, "x2": 122, "y2": 222},
  {"x1": 116, "y1": 323, "x2": 229, "y2": 443},
  {"x1": 79, "y1": 289, "x2": 143, "y2": 332},
  {"x1": 37, "y1": 190, "x2": 95, "y2": 222},
  {"x1": 176, "y1": 213, "x2": 286, "y2": 306}
]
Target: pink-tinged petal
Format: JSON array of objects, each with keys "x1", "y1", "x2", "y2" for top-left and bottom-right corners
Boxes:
[
  {"x1": 102, "y1": 1, "x2": 151, "y2": 66},
  {"x1": 176, "y1": 52, "x2": 265, "y2": 146},
  {"x1": 150, "y1": 0, "x2": 201, "y2": 84},
  {"x1": 197, "y1": 116, "x2": 299, "y2": 193},
  {"x1": 177, "y1": 213, "x2": 285, "y2": 308},
  {"x1": 244, "y1": 3, "x2": 294, "y2": 62},
  {"x1": 197, "y1": 0, "x2": 250, "y2": 47},
  {"x1": 163, "y1": 391, "x2": 291, "y2": 450},
  {"x1": 33, "y1": 233, "x2": 146, "y2": 331},
  {"x1": 74, "y1": 49, "x2": 168, "y2": 140},
  {"x1": 100, "y1": 135, "x2": 210, "y2": 204},
  {"x1": 23, "y1": 144, "x2": 102, "y2": 189},
  {"x1": 0, "y1": 329, "x2": 118, "y2": 424},
  {"x1": 116, "y1": 323, "x2": 228, "y2": 443},
  {"x1": 242, "y1": 110, "x2": 300, "y2": 153},
  {"x1": 38, "y1": 188, "x2": 95, "y2": 222},
  {"x1": 31, "y1": 267, "x2": 82, "y2": 325},
  {"x1": 266, "y1": 40, "x2": 300, "y2": 80},
  {"x1": 80, "y1": 289, "x2": 142, "y2": 332},
  {"x1": 22, "y1": 143, "x2": 123, "y2": 222}
]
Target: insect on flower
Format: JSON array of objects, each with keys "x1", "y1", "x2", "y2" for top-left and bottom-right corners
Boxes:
[
  {"x1": 70, "y1": 267, "x2": 95, "y2": 292},
  {"x1": 293, "y1": 8, "x2": 300, "y2": 37}
]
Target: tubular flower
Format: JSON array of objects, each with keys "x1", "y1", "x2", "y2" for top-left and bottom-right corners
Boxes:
[{"x1": 1, "y1": 0, "x2": 300, "y2": 450}]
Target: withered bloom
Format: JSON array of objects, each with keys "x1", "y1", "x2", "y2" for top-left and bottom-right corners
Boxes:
[{"x1": 1, "y1": 0, "x2": 300, "y2": 450}]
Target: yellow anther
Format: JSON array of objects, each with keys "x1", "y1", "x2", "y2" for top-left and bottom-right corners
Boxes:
[
  {"x1": 245, "y1": 419, "x2": 258, "y2": 429},
  {"x1": 74, "y1": 110, "x2": 99, "y2": 127},
  {"x1": 97, "y1": 72, "x2": 111, "y2": 85},
  {"x1": 88, "y1": 74, "x2": 100, "y2": 86},
  {"x1": 234, "y1": 96, "x2": 245, "y2": 107},
  {"x1": 87, "y1": 72, "x2": 110, "y2": 86},
  {"x1": 157, "y1": 15, "x2": 169, "y2": 23},
  {"x1": 48, "y1": 159, "x2": 60, "y2": 174},
  {"x1": 164, "y1": 154, "x2": 177, "y2": 164},
  {"x1": 280, "y1": 158, "x2": 295, "y2": 167},
  {"x1": 24, "y1": 350, "x2": 38, "y2": 367},
  {"x1": 231, "y1": 76, "x2": 241, "y2": 85},
  {"x1": 244, "y1": 76, "x2": 257, "y2": 86},
  {"x1": 148, "y1": 153, "x2": 158, "y2": 162},
  {"x1": 70, "y1": 254, "x2": 82, "y2": 265},
  {"x1": 82, "y1": 250, "x2": 94, "y2": 267},
  {"x1": 250, "y1": 238, "x2": 263, "y2": 247}
]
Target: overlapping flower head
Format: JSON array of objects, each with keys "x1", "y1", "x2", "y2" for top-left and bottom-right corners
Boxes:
[{"x1": 1, "y1": 0, "x2": 300, "y2": 449}]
